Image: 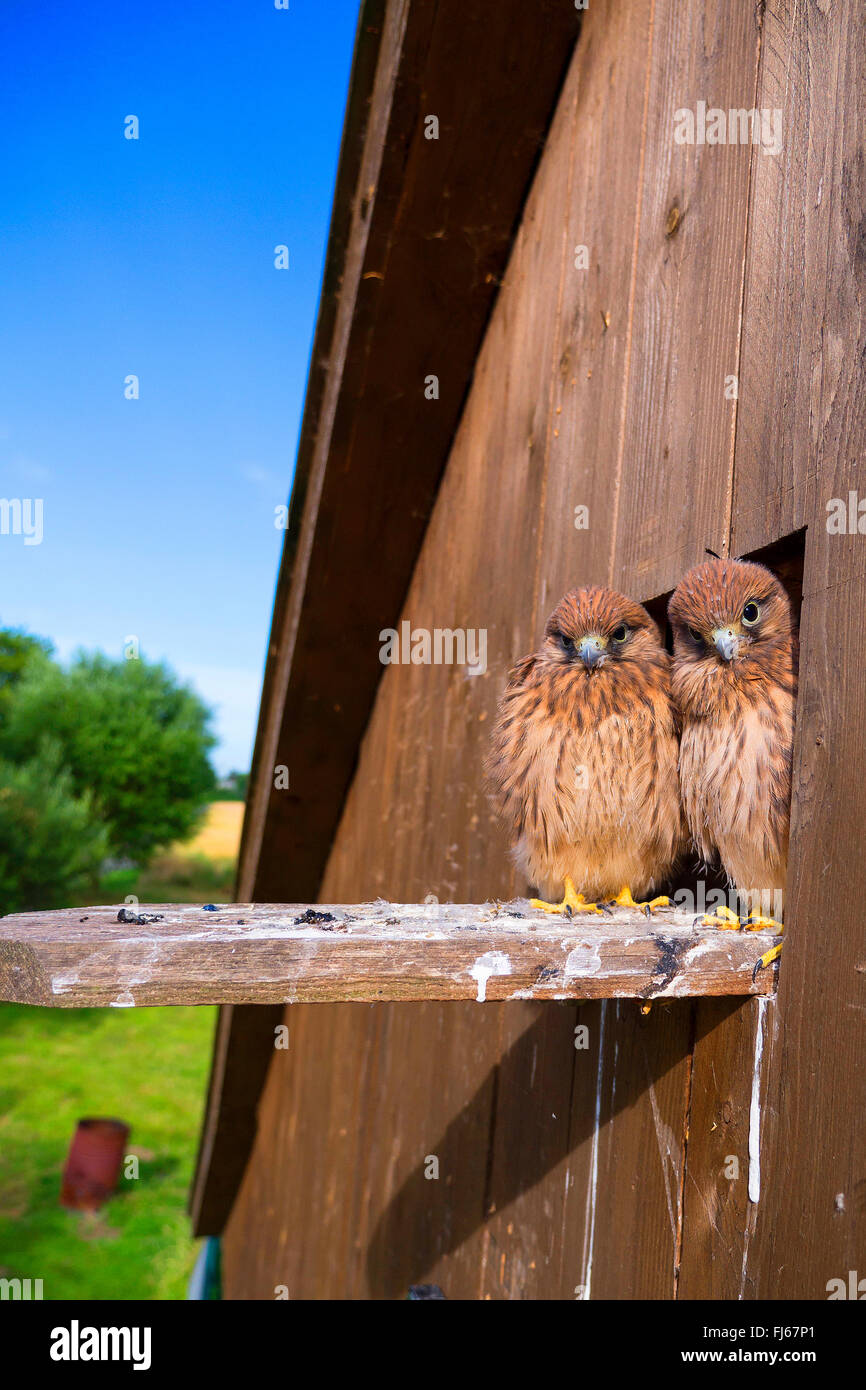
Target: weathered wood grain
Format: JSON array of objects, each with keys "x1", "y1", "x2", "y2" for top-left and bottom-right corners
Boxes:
[
  {"x1": 188, "y1": 1003, "x2": 284, "y2": 1239},
  {"x1": 611, "y1": 0, "x2": 762, "y2": 598},
  {"x1": 728, "y1": 0, "x2": 858, "y2": 557},
  {"x1": 485, "y1": 0, "x2": 657, "y2": 1301},
  {"x1": 352, "y1": 1000, "x2": 503, "y2": 1299},
  {"x1": 0, "y1": 901, "x2": 777, "y2": 1009},
  {"x1": 578, "y1": 0, "x2": 764, "y2": 1302},
  {"x1": 677, "y1": 996, "x2": 771, "y2": 1300},
  {"x1": 535, "y1": 0, "x2": 654, "y2": 667},
  {"x1": 477, "y1": 999, "x2": 585, "y2": 1301},
  {"x1": 738, "y1": 0, "x2": 866, "y2": 1291},
  {"x1": 678, "y1": 0, "x2": 866, "y2": 1301}
]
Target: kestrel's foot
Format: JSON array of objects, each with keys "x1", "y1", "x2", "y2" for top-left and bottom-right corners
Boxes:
[
  {"x1": 698, "y1": 905, "x2": 742, "y2": 930},
  {"x1": 695, "y1": 906, "x2": 784, "y2": 977},
  {"x1": 610, "y1": 885, "x2": 671, "y2": 916},
  {"x1": 751, "y1": 925, "x2": 784, "y2": 980},
  {"x1": 530, "y1": 875, "x2": 603, "y2": 917},
  {"x1": 740, "y1": 913, "x2": 784, "y2": 932}
]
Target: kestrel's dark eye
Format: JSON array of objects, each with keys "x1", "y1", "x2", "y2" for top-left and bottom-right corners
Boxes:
[
  {"x1": 688, "y1": 626, "x2": 703, "y2": 643},
  {"x1": 558, "y1": 632, "x2": 574, "y2": 652},
  {"x1": 611, "y1": 624, "x2": 628, "y2": 643},
  {"x1": 742, "y1": 601, "x2": 761, "y2": 626}
]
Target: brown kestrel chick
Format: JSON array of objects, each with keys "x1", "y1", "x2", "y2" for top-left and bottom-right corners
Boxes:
[
  {"x1": 668, "y1": 558, "x2": 798, "y2": 966},
  {"x1": 487, "y1": 586, "x2": 684, "y2": 914}
]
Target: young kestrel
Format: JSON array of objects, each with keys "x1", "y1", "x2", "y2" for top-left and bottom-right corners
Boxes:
[
  {"x1": 487, "y1": 586, "x2": 684, "y2": 915},
  {"x1": 668, "y1": 558, "x2": 798, "y2": 968}
]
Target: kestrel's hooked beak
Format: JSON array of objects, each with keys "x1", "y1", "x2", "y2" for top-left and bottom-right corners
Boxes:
[
  {"x1": 712, "y1": 626, "x2": 740, "y2": 662},
  {"x1": 576, "y1": 634, "x2": 607, "y2": 668}
]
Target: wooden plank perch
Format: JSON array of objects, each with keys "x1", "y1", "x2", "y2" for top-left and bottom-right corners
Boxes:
[{"x1": 0, "y1": 900, "x2": 780, "y2": 1008}]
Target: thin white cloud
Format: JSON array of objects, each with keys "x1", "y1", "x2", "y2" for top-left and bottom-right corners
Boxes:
[
  {"x1": 240, "y1": 462, "x2": 283, "y2": 491},
  {"x1": 8, "y1": 454, "x2": 52, "y2": 482}
]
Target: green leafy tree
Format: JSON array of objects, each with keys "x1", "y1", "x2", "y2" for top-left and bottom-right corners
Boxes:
[
  {"x1": 0, "y1": 627, "x2": 53, "y2": 723},
  {"x1": 0, "y1": 650, "x2": 217, "y2": 863},
  {"x1": 0, "y1": 742, "x2": 109, "y2": 913}
]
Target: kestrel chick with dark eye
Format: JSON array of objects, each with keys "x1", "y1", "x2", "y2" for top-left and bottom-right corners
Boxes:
[
  {"x1": 668, "y1": 558, "x2": 798, "y2": 968},
  {"x1": 487, "y1": 586, "x2": 684, "y2": 915}
]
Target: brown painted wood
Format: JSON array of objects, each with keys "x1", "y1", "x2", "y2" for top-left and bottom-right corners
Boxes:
[
  {"x1": 223, "y1": 1000, "x2": 390, "y2": 1299},
  {"x1": 726, "y1": 0, "x2": 841, "y2": 557},
  {"x1": 577, "y1": 0, "x2": 764, "y2": 1302},
  {"x1": 350, "y1": 1001, "x2": 503, "y2": 1299},
  {"x1": 480, "y1": 0, "x2": 657, "y2": 1300},
  {"x1": 477, "y1": 1000, "x2": 581, "y2": 1300},
  {"x1": 322, "y1": 0, "x2": 646, "y2": 1302},
  {"x1": 582, "y1": 1001, "x2": 690, "y2": 1299},
  {"x1": 733, "y1": 0, "x2": 866, "y2": 1289},
  {"x1": 188, "y1": 1003, "x2": 284, "y2": 1238},
  {"x1": 679, "y1": 0, "x2": 866, "y2": 1300},
  {"x1": 611, "y1": 0, "x2": 761, "y2": 598},
  {"x1": 677, "y1": 996, "x2": 771, "y2": 1299},
  {"x1": 534, "y1": 0, "x2": 651, "y2": 619},
  {"x1": 0, "y1": 901, "x2": 779, "y2": 1009}
]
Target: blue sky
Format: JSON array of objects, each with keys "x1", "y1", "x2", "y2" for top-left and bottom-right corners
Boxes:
[{"x1": 0, "y1": 0, "x2": 359, "y2": 773}]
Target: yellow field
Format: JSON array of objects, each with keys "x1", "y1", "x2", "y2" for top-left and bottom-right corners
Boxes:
[
  {"x1": 183, "y1": 801, "x2": 245, "y2": 860},
  {"x1": 136, "y1": 802, "x2": 245, "y2": 903}
]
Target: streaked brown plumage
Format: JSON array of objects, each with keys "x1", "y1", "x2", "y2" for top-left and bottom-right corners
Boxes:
[
  {"x1": 668, "y1": 558, "x2": 798, "y2": 917},
  {"x1": 487, "y1": 586, "x2": 684, "y2": 904}
]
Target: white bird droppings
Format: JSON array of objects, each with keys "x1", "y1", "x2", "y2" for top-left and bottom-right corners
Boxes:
[
  {"x1": 469, "y1": 951, "x2": 511, "y2": 1002},
  {"x1": 563, "y1": 943, "x2": 602, "y2": 977},
  {"x1": 109, "y1": 989, "x2": 136, "y2": 1008},
  {"x1": 748, "y1": 997, "x2": 768, "y2": 1203}
]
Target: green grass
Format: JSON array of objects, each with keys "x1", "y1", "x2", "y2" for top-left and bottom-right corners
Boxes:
[
  {"x1": 2, "y1": 832, "x2": 232, "y2": 1299},
  {"x1": 0, "y1": 1002, "x2": 216, "y2": 1300}
]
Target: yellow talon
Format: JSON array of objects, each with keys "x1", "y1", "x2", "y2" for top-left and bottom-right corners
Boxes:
[
  {"x1": 700, "y1": 905, "x2": 742, "y2": 930},
  {"x1": 531, "y1": 875, "x2": 603, "y2": 916},
  {"x1": 754, "y1": 939, "x2": 784, "y2": 976},
  {"x1": 741, "y1": 914, "x2": 784, "y2": 932},
  {"x1": 611, "y1": 885, "x2": 670, "y2": 914},
  {"x1": 697, "y1": 906, "x2": 785, "y2": 977},
  {"x1": 752, "y1": 922, "x2": 784, "y2": 979}
]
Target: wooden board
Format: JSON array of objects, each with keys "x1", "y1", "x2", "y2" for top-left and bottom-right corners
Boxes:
[{"x1": 0, "y1": 901, "x2": 780, "y2": 1009}]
